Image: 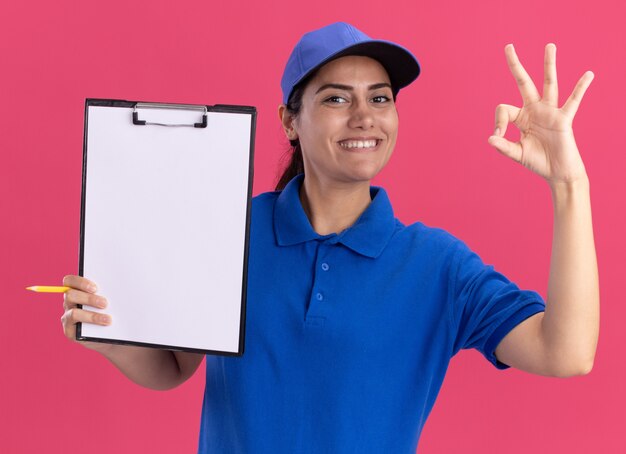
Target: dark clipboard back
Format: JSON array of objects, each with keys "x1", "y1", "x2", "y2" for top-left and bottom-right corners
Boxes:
[{"x1": 77, "y1": 98, "x2": 255, "y2": 356}]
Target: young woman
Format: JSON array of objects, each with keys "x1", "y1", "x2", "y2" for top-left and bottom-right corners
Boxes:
[{"x1": 60, "y1": 22, "x2": 599, "y2": 453}]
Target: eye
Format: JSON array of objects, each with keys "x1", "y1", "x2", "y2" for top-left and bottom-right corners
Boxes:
[
  {"x1": 371, "y1": 95, "x2": 391, "y2": 103},
  {"x1": 324, "y1": 95, "x2": 348, "y2": 104}
]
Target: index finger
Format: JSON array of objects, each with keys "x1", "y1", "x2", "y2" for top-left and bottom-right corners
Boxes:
[
  {"x1": 62, "y1": 275, "x2": 98, "y2": 293},
  {"x1": 505, "y1": 44, "x2": 541, "y2": 105}
]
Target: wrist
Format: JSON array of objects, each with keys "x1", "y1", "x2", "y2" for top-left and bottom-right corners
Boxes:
[
  {"x1": 549, "y1": 174, "x2": 590, "y2": 196},
  {"x1": 80, "y1": 339, "x2": 116, "y2": 356},
  {"x1": 549, "y1": 176, "x2": 591, "y2": 214}
]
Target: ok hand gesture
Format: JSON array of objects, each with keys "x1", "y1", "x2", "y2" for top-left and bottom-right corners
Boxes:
[{"x1": 487, "y1": 44, "x2": 594, "y2": 186}]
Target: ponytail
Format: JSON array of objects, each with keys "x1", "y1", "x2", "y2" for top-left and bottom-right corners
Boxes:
[
  {"x1": 275, "y1": 70, "x2": 319, "y2": 191},
  {"x1": 275, "y1": 140, "x2": 304, "y2": 191}
]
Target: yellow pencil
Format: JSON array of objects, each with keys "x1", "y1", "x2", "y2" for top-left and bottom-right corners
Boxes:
[{"x1": 26, "y1": 286, "x2": 71, "y2": 293}]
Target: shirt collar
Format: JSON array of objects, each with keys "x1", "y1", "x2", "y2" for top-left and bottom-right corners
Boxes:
[{"x1": 274, "y1": 174, "x2": 397, "y2": 258}]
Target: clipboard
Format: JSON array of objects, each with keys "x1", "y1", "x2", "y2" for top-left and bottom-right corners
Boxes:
[{"x1": 76, "y1": 99, "x2": 255, "y2": 356}]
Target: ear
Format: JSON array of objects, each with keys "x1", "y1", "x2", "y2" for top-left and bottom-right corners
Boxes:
[{"x1": 278, "y1": 104, "x2": 298, "y2": 141}]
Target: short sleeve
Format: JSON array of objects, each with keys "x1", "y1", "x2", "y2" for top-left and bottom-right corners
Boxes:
[{"x1": 448, "y1": 240, "x2": 546, "y2": 370}]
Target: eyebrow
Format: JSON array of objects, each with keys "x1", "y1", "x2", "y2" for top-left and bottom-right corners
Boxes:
[{"x1": 315, "y1": 82, "x2": 392, "y2": 94}]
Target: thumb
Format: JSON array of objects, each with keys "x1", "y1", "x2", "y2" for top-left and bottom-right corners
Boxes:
[{"x1": 487, "y1": 135, "x2": 523, "y2": 164}]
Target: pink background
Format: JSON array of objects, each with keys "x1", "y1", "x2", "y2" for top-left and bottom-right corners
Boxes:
[{"x1": 2, "y1": 0, "x2": 624, "y2": 452}]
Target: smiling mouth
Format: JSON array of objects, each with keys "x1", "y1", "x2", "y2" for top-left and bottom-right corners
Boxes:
[{"x1": 338, "y1": 139, "x2": 380, "y2": 149}]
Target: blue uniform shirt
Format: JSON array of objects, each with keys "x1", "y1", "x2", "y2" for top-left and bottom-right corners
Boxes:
[{"x1": 198, "y1": 174, "x2": 545, "y2": 453}]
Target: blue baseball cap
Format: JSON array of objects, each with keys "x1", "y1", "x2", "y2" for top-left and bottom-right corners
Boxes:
[{"x1": 281, "y1": 22, "x2": 421, "y2": 104}]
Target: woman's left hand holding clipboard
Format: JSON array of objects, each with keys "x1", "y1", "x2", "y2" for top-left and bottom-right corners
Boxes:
[
  {"x1": 59, "y1": 275, "x2": 205, "y2": 389},
  {"x1": 61, "y1": 275, "x2": 114, "y2": 353}
]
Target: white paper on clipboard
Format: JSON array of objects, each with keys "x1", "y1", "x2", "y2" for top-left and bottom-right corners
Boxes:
[{"x1": 77, "y1": 99, "x2": 255, "y2": 356}]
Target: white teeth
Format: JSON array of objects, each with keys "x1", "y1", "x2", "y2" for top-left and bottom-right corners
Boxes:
[{"x1": 339, "y1": 140, "x2": 378, "y2": 149}]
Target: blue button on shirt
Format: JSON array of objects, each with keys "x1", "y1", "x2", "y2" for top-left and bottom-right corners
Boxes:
[{"x1": 199, "y1": 174, "x2": 545, "y2": 453}]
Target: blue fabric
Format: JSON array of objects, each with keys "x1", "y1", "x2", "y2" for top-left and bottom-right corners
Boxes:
[
  {"x1": 280, "y1": 22, "x2": 420, "y2": 104},
  {"x1": 198, "y1": 174, "x2": 545, "y2": 453}
]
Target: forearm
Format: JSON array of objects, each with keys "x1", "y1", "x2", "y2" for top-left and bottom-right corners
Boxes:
[
  {"x1": 96, "y1": 344, "x2": 203, "y2": 390},
  {"x1": 542, "y1": 175, "x2": 599, "y2": 374}
]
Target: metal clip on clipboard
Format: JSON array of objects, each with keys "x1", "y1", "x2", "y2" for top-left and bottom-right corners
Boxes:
[{"x1": 132, "y1": 102, "x2": 208, "y2": 128}]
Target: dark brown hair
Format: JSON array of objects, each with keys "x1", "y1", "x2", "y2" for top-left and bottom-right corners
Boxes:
[{"x1": 275, "y1": 74, "x2": 315, "y2": 191}]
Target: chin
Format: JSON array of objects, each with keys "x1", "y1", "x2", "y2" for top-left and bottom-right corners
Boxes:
[{"x1": 341, "y1": 165, "x2": 385, "y2": 184}]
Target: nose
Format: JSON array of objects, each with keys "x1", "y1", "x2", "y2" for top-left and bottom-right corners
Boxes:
[{"x1": 347, "y1": 99, "x2": 374, "y2": 130}]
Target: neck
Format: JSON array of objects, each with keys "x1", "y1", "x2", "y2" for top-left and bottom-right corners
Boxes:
[{"x1": 299, "y1": 175, "x2": 372, "y2": 235}]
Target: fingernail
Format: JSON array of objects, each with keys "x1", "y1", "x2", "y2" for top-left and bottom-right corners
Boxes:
[
  {"x1": 97, "y1": 297, "x2": 108, "y2": 308},
  {"x1": 494, "y1": 127, "x2": 501, "y2": 136},
  {"x1": 88, "y1": 283, "x2": 98, "y2": 293},
  {"x1": 98, "y1": 315, "x2": 111, "y2": 325}
]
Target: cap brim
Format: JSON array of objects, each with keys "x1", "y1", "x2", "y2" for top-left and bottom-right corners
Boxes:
[{"x1": 293, "y1": 40, "x2": 421, "y2": 95}]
